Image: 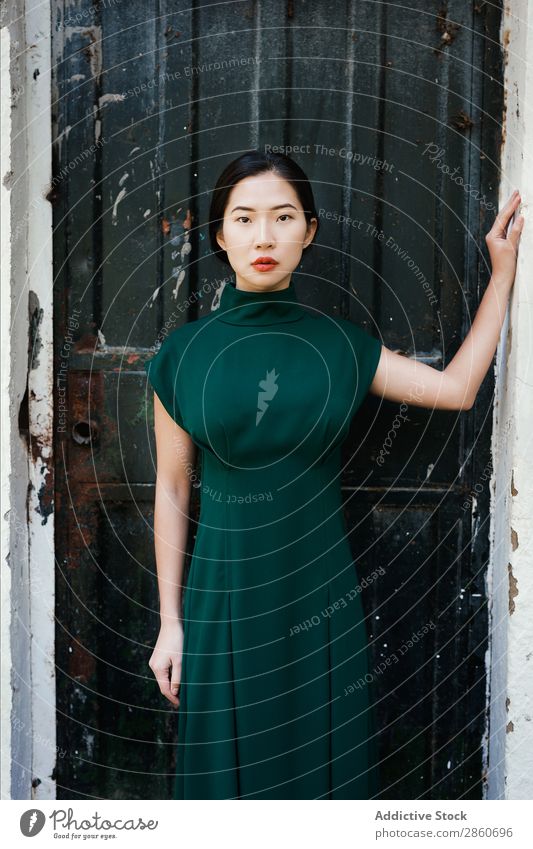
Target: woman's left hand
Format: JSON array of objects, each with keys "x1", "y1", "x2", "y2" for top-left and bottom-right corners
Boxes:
[{"x1": 485, "y1": 189, "x2": 525, "y2": 283}]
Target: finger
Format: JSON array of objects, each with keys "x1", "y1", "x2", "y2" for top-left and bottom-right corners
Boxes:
[
  {"x1": 170, "y1": 659, "x2": 182, "y2": 697},
  {"x1": 492, "y1": 193, "x2": 521, "y2": 238},
  {"x1": 161, "y1": 679, "x2": 180, "y2": 707},
  {"x1": 508, "y1": 213, "x2": 525, "y2": 251},
  {"x1": 155, "y1": 670, "x2": 180, "y2": 706}
]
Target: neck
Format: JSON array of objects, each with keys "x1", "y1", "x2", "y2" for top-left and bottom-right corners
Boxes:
[
  {"x1": 234, "y1": 272, "x2": 293, "y2": 293},
  {"x1": 215, "y1": 278, "x2": 306, "y2": 326}
]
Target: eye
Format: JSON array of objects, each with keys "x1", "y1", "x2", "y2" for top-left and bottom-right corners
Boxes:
[
  {"x1": 236, "y1": 216, "x2": 250, "y2": 223},
  {"x1": 278, "y1": 214, "x2": 293, "y2": 221}
]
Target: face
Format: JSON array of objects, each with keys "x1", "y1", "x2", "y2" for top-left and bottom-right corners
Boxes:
[{"x1": 215, "y1": 173, "x2": 318, "y2": 291}]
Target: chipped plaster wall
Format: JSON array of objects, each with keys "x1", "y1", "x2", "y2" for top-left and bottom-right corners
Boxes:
[
  {"x1": 486, "y1": 0, "x2": 533, "y2": 801},
  {"x1": 1, "y1": 0, "x2": 55, "y2": 800}
]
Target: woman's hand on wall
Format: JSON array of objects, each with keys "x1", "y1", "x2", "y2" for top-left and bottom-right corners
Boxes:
[{"x1": 485, "y1": 189, "x2": 524, "y2": 284}]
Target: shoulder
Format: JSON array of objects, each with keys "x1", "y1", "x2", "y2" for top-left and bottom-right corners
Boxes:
[
  {"x1": 328, "y1": 316, "x2": 383, "y2": 381},
  {"x1": 149, "y1": 316, "x2": 202, "y2": 357}
]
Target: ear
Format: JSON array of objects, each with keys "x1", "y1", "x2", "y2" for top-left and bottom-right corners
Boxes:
[
  {"x1": 303, "y1": 217, "x2": 318, "y2": 250},
  {"x1": 215, "y1": 226, "x2": 226, "y2": 251}
]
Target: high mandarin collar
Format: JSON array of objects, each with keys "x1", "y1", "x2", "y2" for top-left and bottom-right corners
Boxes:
[{"x1": 215, "y1": 279, "x2": 306, "y2": 326}]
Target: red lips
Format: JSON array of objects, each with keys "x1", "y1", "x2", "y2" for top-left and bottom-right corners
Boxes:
[
  {"x1": 252, "y1": 256, "x2": 279, "y2": 272},
  {"x1": 252, "y1": 256, "x2": 278, "y2": 265}
]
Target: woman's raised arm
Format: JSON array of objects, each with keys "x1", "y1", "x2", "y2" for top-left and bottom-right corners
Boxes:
[{"x1": 369, "y1": 190, "x2": 524, "y2": 411}]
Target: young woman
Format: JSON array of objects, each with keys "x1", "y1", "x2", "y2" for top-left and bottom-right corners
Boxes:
[{"x1": 145, "y1": 150, "x2": 523, "y2": 800}]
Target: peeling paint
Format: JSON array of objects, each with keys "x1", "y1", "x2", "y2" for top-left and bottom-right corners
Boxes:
[
  {"x1": 28, "y1": 290, "x2": 44, "y2": 370},
  {"x1": 172, "y1": 267, "x2": 186, "y2": 300},
  {"x1": 510, "y1": 472, "x2": 518, "y2": 496},
  {"x1": 149, "y1": 284, "x2": 164, "y2": 306},
  {"x1": 510, "y1": 527, "x2": 518, "y2": 550},
  {"x1": 508, "y1": 563, "x2": 518, "y2": 614},
  {"x1": 111, "y1": 186, "x2": 127, "y2": 224},
  {"x1": 98, "y1": 93, "x2": 125, "y2": 107}
]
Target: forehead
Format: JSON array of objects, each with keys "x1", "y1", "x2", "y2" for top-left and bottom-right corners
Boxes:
[{"x1": 226, "y1": 174, "x2": 300, "y2": 209}]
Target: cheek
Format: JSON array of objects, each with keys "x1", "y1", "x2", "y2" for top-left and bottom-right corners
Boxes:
[
  {"x1": 282, "y1": 222, "x2": 308, "y2": 245},
  {"x1": 222, "y1": 222, "x2": 246, "y2": 251}
]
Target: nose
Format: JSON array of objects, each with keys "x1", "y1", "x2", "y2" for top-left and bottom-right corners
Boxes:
[{"x1": 254, "y1": 217, "x2": 274, "y2": 249}]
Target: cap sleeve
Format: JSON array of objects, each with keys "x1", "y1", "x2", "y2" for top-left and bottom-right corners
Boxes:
[
  {"x1": 345, "y1": 320, "x2": 382, "y2": 405},
  {"x1": 144, "y1": 329, "x2": 187, "y2": 430}
]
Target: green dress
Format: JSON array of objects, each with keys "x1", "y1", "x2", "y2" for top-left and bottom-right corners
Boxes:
[{"x1": 145, "y1": 279, "x2": 383, "y2": 799}]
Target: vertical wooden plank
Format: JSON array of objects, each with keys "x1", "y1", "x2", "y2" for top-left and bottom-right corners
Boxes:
[
  {"x1": 99, "y1": 6, "x2": 160, "y2": 347},
  {"x1": 54, "y1": 0, "x2": 103, "y2": 799},
  {"x1": 192, "y1": 0, "x2": 260, "y2": 313}
]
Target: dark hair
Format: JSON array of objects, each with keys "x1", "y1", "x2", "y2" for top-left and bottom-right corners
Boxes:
[{"x1": 208, "y1": 149, "x2": 320, "y2": 267}]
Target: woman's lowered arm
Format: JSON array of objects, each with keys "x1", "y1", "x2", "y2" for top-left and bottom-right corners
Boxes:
[{"x1": 148, "y1": 393, "x2": 197, "y2": 707}]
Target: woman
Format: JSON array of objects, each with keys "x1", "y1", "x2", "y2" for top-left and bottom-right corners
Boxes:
[{"x1": 145, "y1": 150, "x2": 523, "y2": 800}]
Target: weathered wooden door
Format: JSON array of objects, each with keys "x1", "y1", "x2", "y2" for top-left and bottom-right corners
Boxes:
[{"x1": 52, "y1": 0, "x2": 503, "y2": 799}]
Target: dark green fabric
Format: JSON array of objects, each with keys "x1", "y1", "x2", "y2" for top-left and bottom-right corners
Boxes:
[{"x1": 144, "y1": 280, "x2": 383, "y2": 799}]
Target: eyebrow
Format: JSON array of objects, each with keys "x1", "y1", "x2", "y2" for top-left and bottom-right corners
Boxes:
[{"x1": 229, "y1": 203, "x2": 299, "y2": 213}]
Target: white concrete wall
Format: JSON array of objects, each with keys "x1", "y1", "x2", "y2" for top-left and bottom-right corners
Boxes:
[
  {"x1": 486, "y1": 0, "x2": 533, "y2": 800},
  {"x1": 0, "y1": 0, "x2": 55, "y2": 800}
]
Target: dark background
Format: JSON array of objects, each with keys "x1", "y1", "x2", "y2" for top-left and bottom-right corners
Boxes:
[{"x1": 51, "y1": 0, "x2": 503, "y2": 799}]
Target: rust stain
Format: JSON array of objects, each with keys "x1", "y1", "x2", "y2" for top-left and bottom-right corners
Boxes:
[
  {"x1": 164, "y1": 24, "x2": 181, "y2": 38},
  {"x1": 511, "y1": 528, "x2": 518, "y2": 550},
  {"x1": 74, "y1": 331, "x2": 100, "y2": 354},
  {"x1": 69, "y1": 641, "x2": 96, "y2": 683},
  {"x1": 80, "y1": 27, "x2": 102, "y2": 88},
  {"x1": 435, "y1": 5, "x2": 460, "y2": 50},
  {"x1": 450, "y1": 109, "x2": 475, "y2": 131},
  {"x1": 500, "y1": 29, "x2": 511, "y2": 156},
  {"x1": 508, "y1": 563, "x2": 518, "y2": 614},
  {"x1": 161, "y1": 217, "x2": 171, "y2": 236},
  {"x1": 511, "y1": 472, "x2": 518, "y2": 496},
  {"x1": 183, "y1": 208, "x2": 192, "y2": 229}
]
